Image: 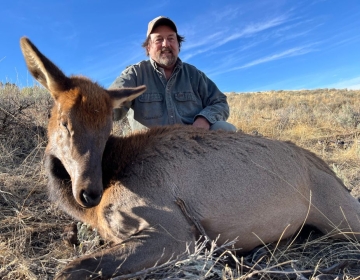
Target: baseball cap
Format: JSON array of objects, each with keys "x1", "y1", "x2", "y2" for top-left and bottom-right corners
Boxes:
[{"x1": 147, "y1": 16, "x2": 177, "y2": 37}]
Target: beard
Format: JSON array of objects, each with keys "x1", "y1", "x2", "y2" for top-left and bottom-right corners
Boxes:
[{"x1": 155, "y1": 48, "x2": 177, "y2": 68}]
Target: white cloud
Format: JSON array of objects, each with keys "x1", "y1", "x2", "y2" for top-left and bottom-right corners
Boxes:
[
  {"x1": 209, "y1": 44, "x2": 317, "y2": 76},
  {"x1": 182, "y1": 15, "x2": 290, "y2": 61},
  {"x1": 240, "y1": 15, "x2": 289, "y2": 35},
  {"x1": 182, "y1": 32, "x2": 223, "y2": 50},
  {"x1": 325, "y1": 76, "x2": 360, "y2": 90},
  {"x1": 240, "y1": 45, "x2": 315, "y2": 68}
]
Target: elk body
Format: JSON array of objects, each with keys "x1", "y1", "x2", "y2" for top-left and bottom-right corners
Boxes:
[{"x1": 20, "y1": 37, "x2": 360, "y2": 279}]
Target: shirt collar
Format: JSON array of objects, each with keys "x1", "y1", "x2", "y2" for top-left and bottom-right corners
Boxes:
[{"x1": 150, "y1": 57, "x2": 183, "y2": 72}]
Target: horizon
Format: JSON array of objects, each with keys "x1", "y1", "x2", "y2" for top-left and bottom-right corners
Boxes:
[{"x1": 1, "y1": 0, "x2": 360, "y2": 92}]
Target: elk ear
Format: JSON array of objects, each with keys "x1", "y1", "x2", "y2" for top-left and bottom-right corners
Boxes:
[
  {"x1": 20, "y1": 37, "x2": 71, "y2": 97},
  {"x1": 107, "y1": 85, "x2": 146, "y2": 108}
]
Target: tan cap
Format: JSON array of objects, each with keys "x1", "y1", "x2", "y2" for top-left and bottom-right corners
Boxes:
[{"x1": 147, "y1": 16, "x2": 177, "y2": 37}]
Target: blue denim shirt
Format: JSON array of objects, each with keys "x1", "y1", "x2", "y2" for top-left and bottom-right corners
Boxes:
[{"x1": 110, "y1": 58, "x2": 229, "y2": 128}]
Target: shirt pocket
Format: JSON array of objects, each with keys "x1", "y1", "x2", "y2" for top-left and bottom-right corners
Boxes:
[
  {"x1": 174, "y1": 92, "x2": 202, "y2": 118},
  {"x1": 138, "y1": 93, "x2": 164, "y2": 119}
]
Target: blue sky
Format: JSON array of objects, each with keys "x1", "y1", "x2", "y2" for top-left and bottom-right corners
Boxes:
[{"x1": 1, "y1": 0, "x2": 359, "y2": 92}]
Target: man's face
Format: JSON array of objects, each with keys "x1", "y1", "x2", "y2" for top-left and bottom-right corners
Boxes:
[{"x1": 147, "y1": 25, "x2": 179, "y2": 69}]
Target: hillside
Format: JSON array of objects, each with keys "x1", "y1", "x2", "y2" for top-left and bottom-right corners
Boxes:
[{"x1": 226, "y1": 88, "x2": 360, "y2": 197}]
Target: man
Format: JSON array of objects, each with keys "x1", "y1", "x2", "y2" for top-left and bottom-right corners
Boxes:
[{"x1": 110, "y1": 16, "x2": 236, "y2": 132}]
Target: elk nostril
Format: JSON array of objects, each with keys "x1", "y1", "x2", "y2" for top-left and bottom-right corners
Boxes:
[{"x1": 81, "y1": 190, "x2": 102, "y2": 207}]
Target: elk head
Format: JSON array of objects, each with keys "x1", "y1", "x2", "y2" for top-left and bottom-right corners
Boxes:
[{"x1": 20, "y1": 37, "x2": 145, "y2": 208}]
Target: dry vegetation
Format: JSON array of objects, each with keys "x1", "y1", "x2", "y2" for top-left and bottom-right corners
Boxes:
[
  {"x1": 227, "y1": 88, "x2": 360, "y2": 198},
  {"x1": 1, "y1": 83, "x2": 360, "y2": 279}
]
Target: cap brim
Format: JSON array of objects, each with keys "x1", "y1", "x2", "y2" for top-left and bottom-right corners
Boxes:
[{"x1": 147, "y1": 17, "x2": 177, "y2": 36}]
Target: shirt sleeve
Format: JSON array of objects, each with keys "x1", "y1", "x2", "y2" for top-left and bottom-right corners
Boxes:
[{"x1": 194, "y1": 71, "x2": 230, "y2": 124}]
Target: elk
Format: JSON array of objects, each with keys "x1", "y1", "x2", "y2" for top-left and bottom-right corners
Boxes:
[{"x1": 20, "y1": 36, "x2": 360, "y2": 279}]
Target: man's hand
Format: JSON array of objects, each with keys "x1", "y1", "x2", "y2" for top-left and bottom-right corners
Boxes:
[{"x1": 192, "y1": 116, "x2": 210, "y2": 130}]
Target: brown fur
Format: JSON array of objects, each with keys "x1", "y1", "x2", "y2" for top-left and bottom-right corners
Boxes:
[
  {"x1": 48, "y1": 78, "x2": 113, "y2": 131},
  {"x1": 20, "y1": 37, "x2": 360, "y2": 280}
]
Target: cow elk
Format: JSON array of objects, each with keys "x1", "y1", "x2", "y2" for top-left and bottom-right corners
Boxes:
[{"x1": 20, "y1": 37, "x2": 360, "y2": 279}]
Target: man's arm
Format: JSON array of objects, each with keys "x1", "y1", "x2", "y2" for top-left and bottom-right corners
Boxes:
[{"x1": 193, "y1": 71, "x2": 230, "y2": 126}]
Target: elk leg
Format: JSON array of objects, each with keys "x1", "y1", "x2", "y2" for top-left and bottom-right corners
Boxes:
[
  {"x1": 55, "y1": 227, "x2": 195, "y2": 280},
  {"x1": 308, "y1": 174, "x2": 360, "y2": 241}
]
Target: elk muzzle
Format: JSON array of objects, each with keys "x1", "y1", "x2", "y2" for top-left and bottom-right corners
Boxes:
[{"x1": 73, "y1": 175, "x2": 103, "y2": 208}]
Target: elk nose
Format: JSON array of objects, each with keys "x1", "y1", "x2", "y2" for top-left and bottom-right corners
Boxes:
[{"x1": 81, "y1": 190, "x2": 102, "y2": 207}]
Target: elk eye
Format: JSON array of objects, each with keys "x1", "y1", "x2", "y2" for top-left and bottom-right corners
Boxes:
[{"x1": 61, "y1": 120, "x2": 70, "y2": 133}]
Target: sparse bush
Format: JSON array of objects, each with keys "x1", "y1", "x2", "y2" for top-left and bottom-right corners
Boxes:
[
  {"x1": 0, "y1": 84, "x2": 51, "y2": 170},
  {"x1": 336, "y1": 103, "x2": 360, "y2": 128}
]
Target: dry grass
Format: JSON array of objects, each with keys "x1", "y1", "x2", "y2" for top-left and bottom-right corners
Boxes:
[
  {"x1": 227, "y1": 88, "x2": 360, "y2": 196},
  {"x1": 1, "y1": 84, "x2": 360, "y2": 279}
]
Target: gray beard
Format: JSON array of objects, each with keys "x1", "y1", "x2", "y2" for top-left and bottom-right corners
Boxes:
[{"x1": 156, "y1": 52, "x2": 177, "y2": 68}]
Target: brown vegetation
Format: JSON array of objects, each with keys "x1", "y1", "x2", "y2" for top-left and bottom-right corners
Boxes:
[
  {"x1": 227, "y1": 88, "x2": 360, "y2": 197},
  {"x1": 1, "y1": 84, "x2": 360, "y2": 279}
]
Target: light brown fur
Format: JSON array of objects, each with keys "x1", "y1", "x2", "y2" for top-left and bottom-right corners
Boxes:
[{"x1": 20, "y1": 37, "x2": 360, "y2": 280}]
